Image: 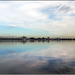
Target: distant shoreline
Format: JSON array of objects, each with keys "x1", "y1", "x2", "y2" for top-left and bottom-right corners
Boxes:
[{"x1": 0, "y1": 36, "x2": 75, "y2": 42}]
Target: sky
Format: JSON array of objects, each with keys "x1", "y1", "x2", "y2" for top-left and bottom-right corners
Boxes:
[{"x1": 0, "y1": 1, "x2": 75, "y2": 37}]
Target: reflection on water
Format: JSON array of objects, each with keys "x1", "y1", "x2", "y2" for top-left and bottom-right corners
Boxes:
[{"x1": 0, "y1": 41, "x2": 75, "y2": 74}]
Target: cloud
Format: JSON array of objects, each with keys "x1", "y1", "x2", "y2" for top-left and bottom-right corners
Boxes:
[{"x1": 0, "y1": 1, "x2": 75, "y2": 36}]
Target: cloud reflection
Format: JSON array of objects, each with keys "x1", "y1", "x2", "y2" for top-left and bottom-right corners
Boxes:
[{"x1": 0, "y1": 41, "x2": 75, "y2": 73}]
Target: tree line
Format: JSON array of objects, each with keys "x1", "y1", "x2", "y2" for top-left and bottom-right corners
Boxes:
[{"x1": 0, "y1": 36, "x2": 75, "y2": 42}]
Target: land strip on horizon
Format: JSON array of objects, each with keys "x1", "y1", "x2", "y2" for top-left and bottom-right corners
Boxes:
[{"x1": 0, "y1": 36, "x2": 75, "y2": 42}]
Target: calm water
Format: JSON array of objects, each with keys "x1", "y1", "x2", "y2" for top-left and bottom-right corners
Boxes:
[{"x1": 0, "y1": 41, "x2": 75, "y2": 74}]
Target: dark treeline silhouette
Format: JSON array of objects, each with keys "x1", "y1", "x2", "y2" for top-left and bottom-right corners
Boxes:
[{"x1": 0, "y1": 36, "x2": 75, "y2": 43}]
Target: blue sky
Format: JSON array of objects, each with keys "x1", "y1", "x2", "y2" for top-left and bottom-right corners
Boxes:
[{"x1": 0, "y1": 1, "x2": 75, "y2": 37}]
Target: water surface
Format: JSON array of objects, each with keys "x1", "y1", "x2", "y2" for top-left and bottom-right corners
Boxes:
[{"x1": 0, "y1": 41, "x2": 75, "y2": 74}]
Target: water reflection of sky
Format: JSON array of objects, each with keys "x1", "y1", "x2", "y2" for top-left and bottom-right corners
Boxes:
[{"x1": 0, "y1": 41, "x2": 75, "y2": 74}]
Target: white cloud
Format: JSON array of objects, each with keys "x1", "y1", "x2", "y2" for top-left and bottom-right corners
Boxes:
[{"x1": 0, "y1": 1, "x2": 75, "y2": 36}]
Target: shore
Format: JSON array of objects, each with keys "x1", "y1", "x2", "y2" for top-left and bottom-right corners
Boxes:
[{"x1": 0, "y1": 36, "x2": 75, "y2": 42}]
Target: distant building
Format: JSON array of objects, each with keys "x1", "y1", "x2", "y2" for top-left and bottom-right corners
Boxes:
[{"x1": 21, "y1": 36, "x2": 26, "y2": 41}]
